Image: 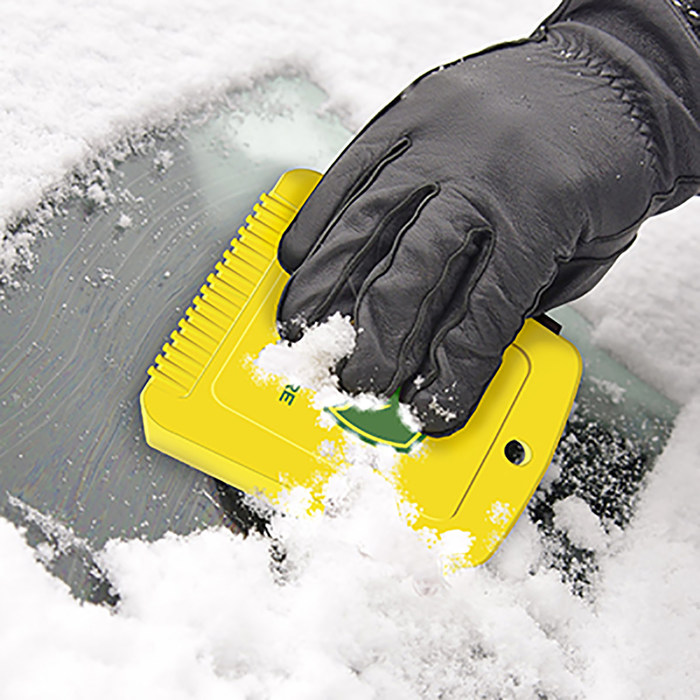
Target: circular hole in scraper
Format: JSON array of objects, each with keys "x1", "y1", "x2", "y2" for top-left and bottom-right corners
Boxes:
[{"x1": 504, "y1": 439, "x2": 532, "y2": 466}]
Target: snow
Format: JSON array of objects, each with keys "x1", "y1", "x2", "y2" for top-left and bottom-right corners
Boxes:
[
  {"x1": 578, "y1": 398, "x2": 700, "y2": 699},
  {"x1": 254, "y1": 312, "x2": 359, "y2": 410},
  {"x1": 574, "y1": 204, "x2": 700, "y2": 406},
  {"x1": 0, "y1": 471, "x2": 592, "y2": 699},
  {"x1": 116, "y1": 213, "x2": 132, "y2": 230},
  {"x1": 1, "y1": 0, "x2": 699, "y2": 697},
  {"x1": 553, "y1": 496, "x2": 608, "y2": 552},
  {"x1": 86, "y1": 182, "x2": 108, "y2": 207},
  {"x1": 588, "y1": 377, "x2": 627, "y2": 405}
]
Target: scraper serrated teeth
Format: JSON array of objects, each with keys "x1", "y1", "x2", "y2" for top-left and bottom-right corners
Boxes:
[{"x1": 145, "y1": 188, "x2": 298, "y2": 395}]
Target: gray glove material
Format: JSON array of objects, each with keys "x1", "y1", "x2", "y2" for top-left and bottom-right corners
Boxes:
[{"x1": 277, "y1": 0, "x2": 700, "y2": 437}]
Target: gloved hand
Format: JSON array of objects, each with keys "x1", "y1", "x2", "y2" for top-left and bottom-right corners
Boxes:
[{"x1": 277, "y1": 0, "x2": 700, "y2": 436}]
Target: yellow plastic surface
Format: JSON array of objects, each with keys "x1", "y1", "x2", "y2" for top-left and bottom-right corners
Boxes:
[{"x1": 140, "y1": 169, "x2": 582, "y2": 567}]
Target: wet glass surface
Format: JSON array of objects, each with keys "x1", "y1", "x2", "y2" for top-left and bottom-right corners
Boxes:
[
  {"x1": 0, "y1": 77, "x2": 350, "y2": 600},
  {"x1": 0, "y1": 76, "x2": 678, "y2": 600},
  {"x1": 537, "y1": 307, "x2": 677, "y2": 593}
]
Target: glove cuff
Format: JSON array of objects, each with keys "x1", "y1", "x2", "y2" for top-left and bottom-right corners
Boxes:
[
  {"x1": 543, "y1": 0, "x2": 700, "y2": 115},
  {"x1": 541, "y1": 0, "x2": 700, "y2": 206},
  {"x1": 670, "y1": 0, "x2": 700, "y2": 40}
]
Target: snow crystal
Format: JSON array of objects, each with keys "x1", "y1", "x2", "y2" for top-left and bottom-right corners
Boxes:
[
  {"x1": 487, "y1": 501, "x2": 514, "y2": 528},
  {"x1": 397, "y1": 400, "x2": 423, "y2": 434},
  {"x1": 86, "y1": 182, "x2": 107, "y2": 207},
  {"x1": 589, "y1": 376, "x2": 627, "y2": 404},
  {"x1": 116, "y1": 213, "x2": 132, "y2": 229},
  {"x1": 427, "y1": 394, "x2": 457, "y2": 422},
  {"x1": 318, "y1": 439, "x2": 336, "y2": 458},
  {"x1": 553, "y1": 495, "x2": 608, "y2": 551},
  {"x1": 153, "y1": 150, "x2": 174, "y2": 172},
  {"x1": 7, "y1": 494, "x2": 89, "y2": 558}
]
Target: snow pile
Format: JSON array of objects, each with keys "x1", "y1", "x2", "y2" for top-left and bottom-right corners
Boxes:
[
  {"x1": 1, "y1": 470, "x2": 592, "y2": 699},
  {"x1": 574, "y1": 203, "x2": 700, "y2": 405},
  {"x1": 553, "y1": 495, "x2": 609, "y2": 552},
  {"x1": 1, "y1": 0, "x2": 700, "y2": 697},
  {"x1": 579, "y1": 398, "x2": 700, "y2": 699},
  {"x1": 0, "y1": 0, "x2": 554, "y2": 282},
  {"x1": 254, "y1": 312, "x2": 359, "y2": 409},
  {"x1": 255, "y1": 312, "x2": 416, "y2": 431}
]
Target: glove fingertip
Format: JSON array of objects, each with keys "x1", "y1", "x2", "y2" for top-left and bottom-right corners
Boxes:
[
  {"x1": 409, "y1": 389, "x2": 472, "y2": 437},
  {"x1": 277, "y1": 217, "x2": 308, "y2": 274},
  {"x1": 337, "y1": 351, "x2": 382, "y2": 397}
]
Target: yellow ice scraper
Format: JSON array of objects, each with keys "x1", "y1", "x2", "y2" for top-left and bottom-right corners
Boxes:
[{"x1": 140, "y1": 169, "x2": 582, "y2": 567}]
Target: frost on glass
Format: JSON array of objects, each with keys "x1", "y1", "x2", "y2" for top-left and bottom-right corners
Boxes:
[{"x1": 0, "y1": 76, "x2": 677, "y2": 601}]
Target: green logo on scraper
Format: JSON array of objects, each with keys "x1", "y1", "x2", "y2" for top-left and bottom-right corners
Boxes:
[{"x1": 327, "y1": 390, "x2": 424, "y2": 452}]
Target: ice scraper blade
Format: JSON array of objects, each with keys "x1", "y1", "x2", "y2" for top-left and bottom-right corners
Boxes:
[{"x1": 139, "y1": 169, "x2": 582, "y2": 567}]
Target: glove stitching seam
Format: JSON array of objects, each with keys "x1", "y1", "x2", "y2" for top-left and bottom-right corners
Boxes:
[
  {"x1": 549, "y1": 28, "x2": 665, "y2": 190},
  {"x1": 387, "y1": 226, "x2": 493, "y2": 397},
  {"x1": 403, "y1": 231, "x2": 496, "y2": 402},
  {"x1": 350, "y1": 184, "x2": 440, "y2": 319},
  {"x1": 307, "y1": 184, "x2": 439, "y2": 326},
  {"x1": 445, "y1": 257, "x2": 561, "y2": 435},
  {"x1": 301, "y1": 136, "x2": 412, "y2": 268},
  {"x1": 336, "y1": 136, "x2": 412, "y2": 214},
  {"x1": 412, "y1": 240, "x2": 571, "y2": 430},
  {"x1": 568, "y1": 234, "x2": 638, "y2": 265},
  {"x1": 668, "y1": 0, "x2": 700, "y2": 45}
]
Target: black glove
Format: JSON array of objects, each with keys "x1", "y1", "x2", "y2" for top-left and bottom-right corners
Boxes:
[{"x1": 277, "y1": 0, "x2": 700, "y2": 436}]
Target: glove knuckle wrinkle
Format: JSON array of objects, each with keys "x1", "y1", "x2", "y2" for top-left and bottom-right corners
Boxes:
[
  {"x1": 309, "y1": 183, "x2": 438, "y2": 328},
  {"x1": 399, "y1": 226, "x2": 495, "y2": 400},
  {"x1": 278, "y1": 0, "x2": 700, "y2": 431},
  {"x1": 299, "y1": 134, "x2": 414, "y2": 274}
]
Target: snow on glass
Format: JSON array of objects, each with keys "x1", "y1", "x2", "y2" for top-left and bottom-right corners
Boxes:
[{"x1": 1, "y1": 0, "x2": 700, "y2": 697}]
